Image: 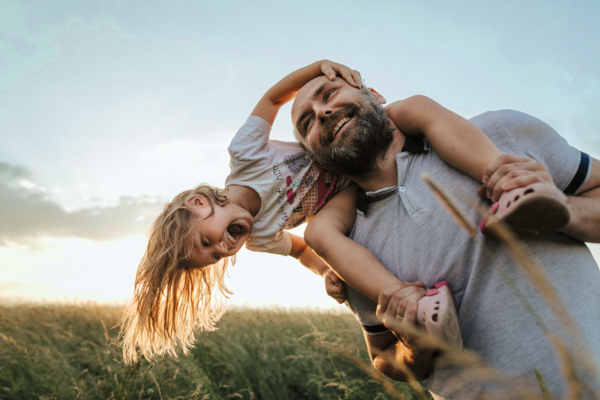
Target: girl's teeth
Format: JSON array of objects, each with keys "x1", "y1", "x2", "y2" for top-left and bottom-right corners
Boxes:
[{"x1": 226, "y1": 231, "x2": 236, "y2": 244}]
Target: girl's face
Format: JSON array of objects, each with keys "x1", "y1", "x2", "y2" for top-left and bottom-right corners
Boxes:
[{"x1": 186, "y1": 195, "x2": 254, "y2": 269}]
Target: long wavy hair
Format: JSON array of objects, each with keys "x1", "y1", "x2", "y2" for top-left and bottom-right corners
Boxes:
[{"x1": 118, "y1": 184, "x2": 235, "y2": 364}]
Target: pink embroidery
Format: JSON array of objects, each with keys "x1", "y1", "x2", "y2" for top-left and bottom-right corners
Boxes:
[{"x1": 287, "y1": 189, "x2": 296, "y2": 204}]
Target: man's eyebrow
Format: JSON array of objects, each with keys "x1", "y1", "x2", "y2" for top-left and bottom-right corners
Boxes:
[{"x1": 313, "y1": 81, "x2": 331, "y2": 99}]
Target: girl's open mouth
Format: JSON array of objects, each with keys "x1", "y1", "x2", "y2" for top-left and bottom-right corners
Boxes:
[{"x1": 226, "y1": 222, "x2": 248, "y2": 245}]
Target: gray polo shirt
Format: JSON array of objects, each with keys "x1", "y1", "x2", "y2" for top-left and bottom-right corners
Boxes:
[{"x1": 346, "y1": 110, "x2": 600, "y2": 399}]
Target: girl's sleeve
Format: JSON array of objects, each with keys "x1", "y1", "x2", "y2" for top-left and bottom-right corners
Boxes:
[{"x1": 228, "y1": 116, "x2": 272, "y2": 161}]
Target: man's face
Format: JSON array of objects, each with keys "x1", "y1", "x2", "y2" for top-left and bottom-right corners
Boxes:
[{"x1": 292, "y1": 76, "x2": 395, "y2": 177}]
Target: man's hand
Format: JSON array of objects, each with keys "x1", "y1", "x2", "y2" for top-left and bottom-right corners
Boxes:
[
  {"x1": 478, "y1": 154, "x2": 554, "y2": 202},
  {"x1": 324, "y1": 269, "x2": 347, "y2": 304},
  {"x1": 319, "y1": 60, "x2": 362, "y2": 88},
  {"x1": 375, "y1": 282, "x2": 437, "y2": 367},
  {"x1": 376, "y1": 283, "x2": 428, "y2": 342}
]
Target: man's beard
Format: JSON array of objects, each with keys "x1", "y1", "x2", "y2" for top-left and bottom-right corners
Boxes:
[{"x1": 310, "y1": 88, "x2": 395, "y2": 178}]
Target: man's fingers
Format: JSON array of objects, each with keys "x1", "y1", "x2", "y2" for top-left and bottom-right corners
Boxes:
[
  {"x1": 485, "y1": 161, "x2": 550, "y2": 201},
  {"x1": 483, "y1": 154, "x2": 532, "y2": 183},
  {"x1": 401, "y1": 300, "x2": 418, "y2": 328},
  {"x1": 377, "y1": 284, "x2": 426, "y2": 325},
  {"x1": 395, "y1": 290, "x2": 425, "y2": 319},
  {"x1": 501, "y1": 174, "x2": 550, "y2": 193}
]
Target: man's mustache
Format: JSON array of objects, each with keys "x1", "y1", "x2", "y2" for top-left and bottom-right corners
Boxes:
[{"x1": 320, "y1": 104, "x2": 362, "y2": 147}]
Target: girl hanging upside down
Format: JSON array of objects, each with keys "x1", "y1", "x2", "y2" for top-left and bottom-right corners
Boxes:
[{"x1": 118, "y1": 60, "x2": 571, "y2": 363}]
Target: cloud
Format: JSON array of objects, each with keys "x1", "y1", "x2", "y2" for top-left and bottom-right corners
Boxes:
[{"x1": 0, "y1": 162, "x2": 164, "y2": 244}]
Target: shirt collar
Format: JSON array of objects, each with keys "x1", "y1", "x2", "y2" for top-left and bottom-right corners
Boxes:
[{"x1": 356, "y1": 135, "x2": 427, "y2": 214}]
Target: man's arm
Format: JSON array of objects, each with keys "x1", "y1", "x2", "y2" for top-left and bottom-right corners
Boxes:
[
  {"x1": 481, "y1": 154, "x2": 600, "y2": 242},
  {"x1": 560, "y1": 156, "x2": 600, "y2": 242},
  {"x1": 365, "y1": 286, "x2": 434, "y2": 381}
]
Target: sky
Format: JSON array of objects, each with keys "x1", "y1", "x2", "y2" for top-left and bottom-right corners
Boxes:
[{"x1": 1, "y1": 0, "x2": 599, "y2": 308}]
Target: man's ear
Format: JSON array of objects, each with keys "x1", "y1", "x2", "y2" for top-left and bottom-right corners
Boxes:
[{"x1": 369, "y1": 88, "x2": 387, "y2": 105}]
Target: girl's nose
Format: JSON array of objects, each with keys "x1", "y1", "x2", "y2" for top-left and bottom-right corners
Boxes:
[{"x1": 217, "y1": 242, "x2": 228, "y2": 254}]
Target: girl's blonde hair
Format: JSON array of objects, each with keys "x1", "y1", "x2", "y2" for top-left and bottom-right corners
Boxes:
[{"x1": 118, "y1": 184, "x2": 234, "y2": 364}]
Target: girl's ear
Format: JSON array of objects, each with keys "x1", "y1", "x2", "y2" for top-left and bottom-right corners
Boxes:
[
  {"x1": 186, "y1": 195, "x2": 209, "y2": 208},
  {"x1": 369, "y1": 88, "x2": 387, "y2": 105}
]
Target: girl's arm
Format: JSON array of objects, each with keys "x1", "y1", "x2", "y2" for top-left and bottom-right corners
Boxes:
[
  {"x1": 289, "y1": 234, "x2": 347, "y2": 304},
  {"x1": 385, "y1": 95, "x2": 502, "y2": 182},
  {"x1": 304, "y1": 186, "x2": 414, "y2": 303},
  {"x1": 251, "y1": 61, "x2": 361, "y2": 126}
]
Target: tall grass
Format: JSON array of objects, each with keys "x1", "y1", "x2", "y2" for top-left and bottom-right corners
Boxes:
[{"x1": 0, "y1": 302, "x2": 429, "y2": 400}]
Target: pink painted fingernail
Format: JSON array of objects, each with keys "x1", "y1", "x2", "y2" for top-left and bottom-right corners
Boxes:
[
  {"x1": 426, "y1": 288, "x2": 438, "y2": 296},
  {"x1": 434, "y1": 281, "x2": 448, "y2": 289},
  {"x1": 490, "y1": 202, "x2": 499, "y2": 214},
  {"x1": 480, "y1": 217, "x2": 488, "y2": 233}
]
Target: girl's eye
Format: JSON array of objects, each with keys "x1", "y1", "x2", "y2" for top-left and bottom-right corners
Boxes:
[
  {"x1": 214, "y1": 254, "x2": 221, "y2": 261},
  {"x1": 201, "y1": 239, "x2": 209, "y2": 248}
]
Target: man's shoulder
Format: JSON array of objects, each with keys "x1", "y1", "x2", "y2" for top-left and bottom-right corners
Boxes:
[
  {"x1": 468, "y1": 109, "x2": 535, "y2": 128},
  {"x1": 468, "y1": 109, "x2": 561, "y2": 150}
]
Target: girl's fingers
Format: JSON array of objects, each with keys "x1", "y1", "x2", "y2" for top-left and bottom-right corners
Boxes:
[
  {"x1": 322, "y1": 65, "x2": 336, "y2": 80},
  {"x1": 338, "y1": 67, "x2": 357, "y2": 87},
  {"x1": 351, "y1": 70, "x2": 362, "y2": 87}
]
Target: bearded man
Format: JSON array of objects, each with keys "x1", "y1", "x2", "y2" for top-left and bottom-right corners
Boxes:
[{"x1": 292, "y1": 74, "x2": 600, "y2": 399}]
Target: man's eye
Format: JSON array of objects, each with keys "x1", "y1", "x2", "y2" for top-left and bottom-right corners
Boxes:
[
  {"x1": 305, "y1": 116, "x2": 314, "y2": 129},
  {"x1": 324, "y1": 90, "x2": 336, "y2": 100}
]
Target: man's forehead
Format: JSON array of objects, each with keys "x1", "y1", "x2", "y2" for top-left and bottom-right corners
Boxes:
[{"x1": 292, "y1": 76, "x2": 329, "y2": 117}]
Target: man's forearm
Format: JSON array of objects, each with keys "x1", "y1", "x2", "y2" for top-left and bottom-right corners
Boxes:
[
  {"x1": 367, "y1": 332, "x2": 435, "y2": 381},
  {"x1": 560, "y1": 187, "x2": 600, "y2": 243}
]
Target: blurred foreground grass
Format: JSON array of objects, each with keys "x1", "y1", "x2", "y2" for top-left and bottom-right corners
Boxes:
[{"x1": 0, "y1": 302, "x2": 429, "y2": 400}]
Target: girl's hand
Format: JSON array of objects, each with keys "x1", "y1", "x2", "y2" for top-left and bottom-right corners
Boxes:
[
  {"x1": 324, "y1": 269, "x2": 347, "y2": 304},
  {"x1": 319, "y1": 60, "x2": 362, "y2": 88}
]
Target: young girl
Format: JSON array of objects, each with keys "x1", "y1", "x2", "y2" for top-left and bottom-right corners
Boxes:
[{"x1": 119, "y1": 60, "x2": 571, "y2": 363}]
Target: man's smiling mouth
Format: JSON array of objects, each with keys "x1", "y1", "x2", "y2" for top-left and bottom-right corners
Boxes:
[{"x1": 331, "y1": 117, "x2": 351, "y2": 141}]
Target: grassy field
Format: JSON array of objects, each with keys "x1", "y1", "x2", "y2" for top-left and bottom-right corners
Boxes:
[{"x1": 0, "y1": 302, "x2": 430, "y2": 400}]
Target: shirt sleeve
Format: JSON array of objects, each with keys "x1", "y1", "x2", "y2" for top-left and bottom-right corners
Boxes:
[
  {"x1": 228, "y1": 116, "x2": 272, "y2": 161},
  {"x1": 245, "y1": 231, "x2": 293, "y2": 256},
  {"x1": 489, "y1": 110, "x2": 592, "y2": 194}
]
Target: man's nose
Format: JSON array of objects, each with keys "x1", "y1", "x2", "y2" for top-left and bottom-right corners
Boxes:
[{"x1": 315, "y1": 105, "x2": 333, "y2": 123}]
